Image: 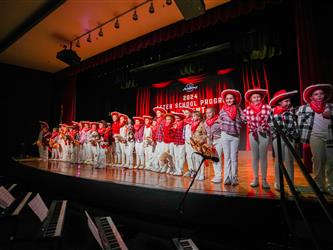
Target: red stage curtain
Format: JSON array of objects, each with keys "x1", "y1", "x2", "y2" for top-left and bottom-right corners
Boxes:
[
  {"x1": 136, "y1": 86, "x2": 151, "y2": 116},
  {"x1": 242, "y1": 61, "x2": 271, "y2": 150},
  {"x1": 151, "y1": 81, "x2": 173, "y2": 89},
  {"x1": 57, "y1": 0, "x2": 274, "y2": 78},
  {"x1": 60, "y1": 75, "x2": 77, "y2": 124},
  {"x1": 177, "y1": 74, "x2": 208, "y2": 84}
]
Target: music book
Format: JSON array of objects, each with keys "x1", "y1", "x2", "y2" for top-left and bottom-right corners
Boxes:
[
  {"x1": 85, "y1": 211, "x2": 103, "y2": 249},
  {"x1": 28, "y1": 193, "x2": 48, "y2": 222},
  {"x1": 0, "y1": 186, "x2": 15, "y2": 209}
]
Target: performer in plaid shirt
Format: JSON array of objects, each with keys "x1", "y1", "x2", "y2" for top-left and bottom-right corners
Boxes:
[
  {"x1": 152, "y1": 107, "x2": 167, "y2": 172},
  {"x1": 133, "y1": 116, "x2": 145, "y2": 169},
  {"x1": 143, "y1": 115, "x2": 154, "y2": 170},
  {"x1": 269, "y1": 90, "x2": 299, "y2": 191},
  {"x1": 162, "y1": 113, "x2": 175, "y2": 174},
  {"x1": 171, "y1": 111, "x2": 186, "y2": 176},
  {"x1": 182, "y1": 107, "x2": 195, "y2": 177},
  {"x1": 243, "y1": 89, "x2": 271, "y2": 189},
  {"x1": 119, "y1": 114, "x2": 129, "y2": 167},
  {"x1": 204, "y1": 106, "x2": 223, "y2": 183},
  {"x1": 219, "y1": 89, "x2": 244, "y2": 186},
  {"x1": 296, "y1": 84, "x2": 333, "y2": 194}
]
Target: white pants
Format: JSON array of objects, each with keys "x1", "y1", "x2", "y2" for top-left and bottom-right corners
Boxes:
[
  {"x1": 185, "y1": 142, "x2": 195, "y2": 172},
  {"x1": 212, "y1": 138, "x2": 223, "y2": 179},
  {"x1": 272, "y1": 138, "x2": 294, "y2": 188},
  {"x1": 71, "y1": 144, "x2": 79, "y2": 163},
  {"x1": 125, "y1": 142, "x2": 135, "y2": 167},
  {"x1": 310, "y1": 135, "x2": 333, "y2": 189},
  {"x1": 153, "y1": 141, "x2": 165, "y2": 170},
  {"x1": 249, "y1": 133, "x2": 269, "y2": 181},
  {"x1": 38, "y1": 145, "x2": 48, "y2": 160},
  {"x1": 144, "y1": 145, "x2": 154, "y2": 169},
  {"x1": 173, "y1": 144, "x2": 185, "y2": 173},
  {"x1": 114, "y1": 141, "x2": 121, "y2": 164},
  {"x1": 135, "y1": 142, "x2": 144, "y2": 167},
  {"x1": 120, "y1": 143, "x2": 126, "y2": 166},
  {"x1": 221, "y1": 132, "x2": 239, "y2": 183},
  {"x1": 51, "y1": 148, "x2": 59, "y2": 159},
  {"x1": 96, "y1": 147, "x2": 106, "y2": 168},
  {"x1": 83, "y1": 142, "x2": 92, "y2": 163},
  {"x1": 90, "y1": 144, "x2": 99, "y2": 164}
]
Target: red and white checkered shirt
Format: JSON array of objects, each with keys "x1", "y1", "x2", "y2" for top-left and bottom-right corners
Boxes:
[
  {"x1": 173, "y1": 121, "x2": 185, "y2": 145},
  {"x1": 243, "y1": 104, "x2": 271, "y2": 136}
]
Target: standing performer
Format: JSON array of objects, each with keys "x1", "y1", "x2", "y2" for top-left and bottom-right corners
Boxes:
[
  {"x1": 79, "y1": 121, "x2": 91, "y2": 164},
  {"x1": 36, "y1": 121, "x2": 51, "y2": 160},
  {"x1": 49, "y1": 127, "x2": 60, "y2": 160},
  {"x1": 269, "y1": 90, "x2": 299, "y2": 191},
  {"x1": 220, "y1": 89, "x2": 244, "y2": 185},
  {"x1": 119, "y1": 114, "x2": 128, "y2": 167},
  {"x1": 133, "y1": 116, "x2": 145, "y2": 169},
  {"x1": 110, "y1": 111, "x2": 121, "y2": 165},
  {"x1": 182, "y1": 107, "x2": 195, "y2": 177},
  {"x1": 190, "y1": 111, "x2": 207, "y2": 181},
  {"x1": 244, "y1": 89, "x2": 271, "y2": 189},
  {"x1": 204, "y1": 106, "x2": 223, "y2": 183},
  {"x1": 142, "y1": 115, "x2": 154, "y2": 170},
  {"x1": 125, "y1": 118, "x2": 135, "y2": 168},
  {"x1": 152, "y1": 107, "x2": 167, "y2": 172},
  {"x1": 296, "y1": 84, "x2": 333, "y2": 194},
  {"x1": 171, "y1": 111, "x2": 186, "y2": 176},
  {"x1": 161, "y1": 113, "x2": 175, "y2": 174},
  {"x1": 88, "y1": 122, "x2": 99, "y2": 164}
]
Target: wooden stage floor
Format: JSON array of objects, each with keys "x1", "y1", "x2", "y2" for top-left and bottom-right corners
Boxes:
[{"x1": 14, "y1": 151, "x2": 333, "y2": 202}]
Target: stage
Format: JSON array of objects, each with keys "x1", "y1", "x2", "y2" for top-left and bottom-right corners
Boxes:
[{"x1": 11, "y1": 151, "x2": 332, "y2": 202}]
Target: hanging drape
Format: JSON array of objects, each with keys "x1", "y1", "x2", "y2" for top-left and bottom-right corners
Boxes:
[
  {"x1": 60, "y1": 74, "x2": 77, "y2": 124},
  {"x1": 136, "y1": 86, "x2": 151, "y2": 116}
]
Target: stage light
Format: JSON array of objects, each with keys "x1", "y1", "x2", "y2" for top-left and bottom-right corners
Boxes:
[
  {"x1": 98, "y1": 27, "x2": 103, "y2": 37},
  {"x1": 166, "y1": 0, "x2": 172, "y2": 5},
  {"x1": 76, "y1": 39, "x2": 80, "y2": 48},
  {"x1": 132, "y1": 9, "x2": 138, "y2": 21},
  {"x1": 87, "y1": 33, "x2": 92, "y2": 43},
  {"x1": 149, "y1": 1, "x2": 154, "y2": 14},
  {"x1": 114, "y1": 18, "x2": 120, "y2": 29}
]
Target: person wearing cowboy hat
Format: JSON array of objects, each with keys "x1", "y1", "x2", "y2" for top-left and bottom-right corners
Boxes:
[
  {"x1": 181, "y1": 107, "x2": 195, "y2": 177},
  {"x1": 296, "y1": 83, "x2": 333, "y2": 194},
  {"x1": 171, "y1": 111, "x2": 186, "y2": 176},
  {"x1": 243, "y1": 88, "x2": 271, "y2": 189},
  {"x1": 152, "y1": 106, "x2": 167, "y2": 172},
  {"x1": 269, "y1": 89, "x2": 299, "y2": 191},
  {"x1": 110, "y1": 111, "x2": 121, "y2": 166},
  {"x1": 142, "y1": 115, "x2": 154, "y2": 170},
  {"x1": 161, "y1": 113, "x2": 176, "y2": 174},
  {"x1": 219, "y1": 89, "x2": 245, "y2": 185},
  {"x1": 118, "y1": 114, "x2": 129, "y2": 167},
  {"x1": 37, "y1": 121, "x2": 51, "y2": 160},
  {"x1": 133, "y1": 116, "x2": 145, "y2": 169},
  {"x1": 204, "y1": 105, "x2": 223, "y2": 183}
]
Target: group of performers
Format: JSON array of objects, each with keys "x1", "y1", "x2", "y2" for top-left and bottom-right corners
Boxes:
[{"x1": 35, "y1": 84, "x2": 333, "y2": 194}]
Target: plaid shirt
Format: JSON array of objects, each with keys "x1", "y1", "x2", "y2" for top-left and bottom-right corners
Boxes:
[
  {"x1": 296, "y1": 103, "x2": 333, "y2": 146},
  {"x1": 270, "y1": 108, "x2": 299, "y2": 142},
  {"x1": 155, "y1": 118, "x2": 164, "y2": 142},
  {"x1": 163, "y1": 124, "x2": 174, "y2": 144},
  {"x1": 243, "y1": 104, "x2": 271, "y2": 136},
  {"x1": 173, "y1": 121, "x2": 185, "y2": 145},
  {"x1": 219, "y1": 108, "x2": 245, "y2": 136}
]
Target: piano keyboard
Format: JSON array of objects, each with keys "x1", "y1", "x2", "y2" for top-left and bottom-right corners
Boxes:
[
  {"x1": 94, "y1": 216, "x2": 128, "y2": 250},
  {"x1": 172, "y1": 238, "x2": 199, "y2": 250},
  {"x1": 40, "y1": 200, "x2": 67, "y2": 238}
]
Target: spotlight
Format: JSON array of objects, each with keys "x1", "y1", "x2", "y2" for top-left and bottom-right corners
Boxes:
[
  {"x1": 132, "y1": 9, "x2": 138, "y2": 21},
  {"x1": 98, "y1": 27, "x2": 103, "y2": 37},
  {"x1": 166, "y1": 0, "x2": 172, "y2": 5},
  {"x1": 114, "y1": 18, "x2": 120, "y2": 29},
  {"x1": 149, "y1": 2, "x2": 154, "y2": 14},
  {"x1": 86, "y1": 33, "x2": 92, "y2": 43},
  {"x1": 76, "y1": 39, "x2": 80, "y2": 48}
]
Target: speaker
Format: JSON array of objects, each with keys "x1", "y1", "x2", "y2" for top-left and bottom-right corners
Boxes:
[{"x1": 174, "y1": 0, "x2": 206, "y2": 20}]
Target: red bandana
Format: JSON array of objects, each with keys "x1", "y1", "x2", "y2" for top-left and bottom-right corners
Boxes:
[
  {"x1": 98, "y1": 128, "x2": 106, "y2": 135},
  {"x1": 191, "y1": 120, "x2": 200, "y2": 133},
  {"x1": 249, "y1": 102, "x2": 264, "y2": 115},
  {"x1": 273, "y1": 106, "x2": 288, "y2": 115},
  {"x1": 205, "y1": 115, "x2": 219, "y2": 127},
  {"x1": 310, "y1": 101, "x2": 326, "y2": 114},
  {"x1": 134, "y1": 124, "x2": 143, "y2": 131},
  {"x1": 223, "y1": 104, "x2": 237, "y2": 120},
  {"x1": 145, "y1": 124, "x2": 151, "y2": 128},
  {"x1": 184, "y1": 117, "x2": 193, "y2": 125}
]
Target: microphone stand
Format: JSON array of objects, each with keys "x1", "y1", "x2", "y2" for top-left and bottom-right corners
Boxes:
[{"x1": 176, "y1": 155, "x2": 206, "y2": 240}]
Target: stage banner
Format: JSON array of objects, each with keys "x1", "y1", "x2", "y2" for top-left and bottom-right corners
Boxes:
[{"x1": 149, "y1": 74, "x2": 236, "y2": 114}]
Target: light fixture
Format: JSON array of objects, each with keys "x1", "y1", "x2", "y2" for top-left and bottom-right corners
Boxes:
[
  {"x1": 132, "y1": 9, "x2": 138, "y2": 21},
  {"x1": 149, "y1": 1, "x2": 154, "y2": 14},
  {"x1": 166, "y1": 0, "x2": 172, "y2": 5},
  {"x1": 87, "y1": 33, "x2": 92, "y2": 43},
  {"x1": 114, "y1": 18, "x2": 120, "y2": 29},
  {"x1": 76, "y1": 39, "x2": 80, "y2": 48},
  {"x1": 98, "y1": 27, "x2": 103, "y2": 37}
]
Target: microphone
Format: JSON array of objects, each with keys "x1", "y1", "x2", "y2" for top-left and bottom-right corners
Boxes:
[{"x1": 194, "y1": 152, "x2": 219, "y2": 162}]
